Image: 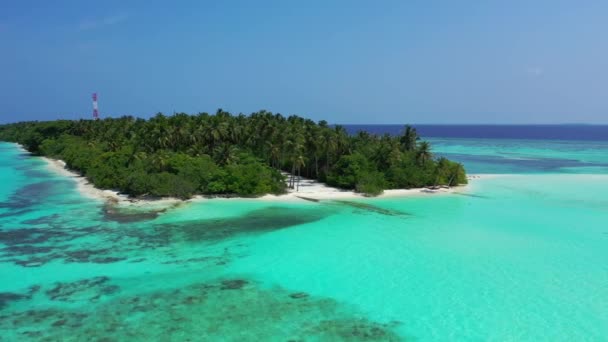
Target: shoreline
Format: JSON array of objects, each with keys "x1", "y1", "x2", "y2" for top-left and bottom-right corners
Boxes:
[
  {"x1": 36, "y1": 149, "x2": 471, "y2": 207},
  {"x1": 41, "y1": 157, "x2": 184, "y2": 209}
]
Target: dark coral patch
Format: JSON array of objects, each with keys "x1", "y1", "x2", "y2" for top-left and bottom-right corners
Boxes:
[
  {"x1": 1, "y1": 207, "x2": 328, "y2": 270},
  {"x1": 22, "y1": 214, "x2": 61, "y2": 225},
  {"x1": 2, "y1": 279, "x2": 403, "y2": 341},
  {"x1": 102, "y1": 204, "x2": 164, "y2": 223},
  {"x1": 6, "y1": 247, "x2": 120, "y2": 266},
  {"x1": 0, "y1": 227, "x2": 68, "y2": 245},
  {"x1": 220, "y1": 279, "x2": 248, "y2": 290},
  {"x1": 10, "y1": 309, "x2": 88, "y2": 331},
  {"x1": 156, "y1": 206, "x2": 330, "y2": 243},
  {"x1": 306, "y1": 319, "x2": 399, "y2": 341},
  {"x1": 23, "y1": 169, "x2": 52, "y2": 179},
  {"x1": 333, "y1": 200, "x2": 410, "y2": 217},
  {"x1": 13, "y1": 258, "x2": 48, "y2": 267},
  {"x1": 21, "y1": 330, "x2": 43, "y2": 338},
  {"x1": 18, "y1": 182, "x2": 59, "y2": 199},
  {"x1": 0, "y1": 181, "x2": 62, "y2": 211},
  {"x1": 28, "y1": 285, "x2": 41, "y2": 295},
  {"x1": 452, "y1": 192, "x2": 490, "y2": 199},
  {"x1": 51, "y1": 319, "x2": 67, "y2": 327},
  {"x1": 0, "y1": 284, "x2": 41, "y2": 310},
  {"x1": 45, "y1": 276, "x2": 119, "y2": 302},
  {"x1": 90, "y1": 257, "x2": 127, "y2": 264},
  {"x1": 64, "y1": 249, "x2": 111, "y2": 263},
  {"x1": 1, "y1": 245, "x2": 54, "y2": 255},
  {"x1": 102, "y1": 201, "x2": 184, "y2": 224},
  {"x1": 128, "y1": 258, "x2": 147, "y2": 263},
  {"x1": 161, "y1": 256, "x2": 228, "y2": 266},
  {"x1": 0, "y1": 292, "x2": 29, "y2": 310},
  {"x1": 0, "y1": 223, "x2": 121, "y2": 267},
  {"x1": 0, "y1": 208, "x2": 34, "y2": 219}
]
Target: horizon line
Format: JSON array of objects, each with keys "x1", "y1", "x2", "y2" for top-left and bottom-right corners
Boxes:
[{"x1": 337, "y1": 123, "x2": 608, "y2": 126}]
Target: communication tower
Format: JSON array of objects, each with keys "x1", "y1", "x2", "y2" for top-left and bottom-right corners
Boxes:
[{"x1": 92, "y1": 93, "x2": 99, "y2": 120}]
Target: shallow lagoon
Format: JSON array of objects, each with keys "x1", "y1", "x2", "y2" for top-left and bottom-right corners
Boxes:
[{"x1": 1, "y1": 140, "x2": 607, "y2": 341}]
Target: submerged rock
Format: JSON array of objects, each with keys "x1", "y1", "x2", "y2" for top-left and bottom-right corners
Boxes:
[{"x1": 289, "y1": 292, "x2": 309, "y2": 299}]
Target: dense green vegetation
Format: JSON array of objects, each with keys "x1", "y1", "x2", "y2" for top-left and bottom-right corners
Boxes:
[{"x1": 0, "y1": 110, "x2": 466, "y2": 198}]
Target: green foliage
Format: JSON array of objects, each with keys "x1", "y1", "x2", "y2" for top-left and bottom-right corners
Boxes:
[
  {"x1": 327, "y1": 153, "x2": 388, "y2": 196},
  {"x1": 148, "y1": 172, "x2": 197, "y2": 199},
  {"x1": 355, "y1": 171, "x2": 387, "y2": 197},
  {"x1": 385, "y1": 152, "x2": 433, "y2": 189},
  {"x1": 224, "y1": 153, "x2": 286, "y2": 196},
  {"x1": 435, "y1": 157, "x2": 467, "y2": 186},
  {"x1": 123, "y1": 166, "x2": 153, "y2": 196},
  {"x1": 327, "y1": 153, "x2": 374, "y2": 189},
  {"x1": 0, "y1": 111, "x2": 466, "y2": 199}
]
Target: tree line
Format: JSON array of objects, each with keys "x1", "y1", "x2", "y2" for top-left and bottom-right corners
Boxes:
[{"x1": 0, "y1": 110, "x2": 467, "y2": 198}]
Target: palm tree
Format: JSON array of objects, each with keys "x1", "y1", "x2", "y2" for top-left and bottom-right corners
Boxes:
[
  {"x1": 416, "y1": 141, "x2": 432, "y2": 165},
  {"x1": 267, "y1": 140, "x2": 282, "y2": 169},
  {"x1": 213, "y1": 144, "x2": 239, "y2": 165},
  {"x1": 322, "y1": 129, "x2": 337, "y2": 172},
  {"x1": 400, "y1": 125, "x2": 419, "y2": 151},
  {"x1": 151, "y1": 150, "x2": 171, "y2": 172},
  {"x1": 334, "y1": 125, "x2": 350, "y2": 155},
  {"x1": 294, "y1": 154, "x2": 306, "y2": 191},
  {"x1": 200, "y1": 118, "x2": 228, "y2": 151},
  {"x1": 308, "y1": 128, "x2": 322, "y2": 178}
]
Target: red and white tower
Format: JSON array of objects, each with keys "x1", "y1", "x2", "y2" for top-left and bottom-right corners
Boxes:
[{"x1": 92, "y1": 93, "x2": 99, "y2": 120}]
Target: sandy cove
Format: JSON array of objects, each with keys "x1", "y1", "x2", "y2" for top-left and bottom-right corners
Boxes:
[{"x1": 40, "y1": 153, "x2": 470, "y2": 208}]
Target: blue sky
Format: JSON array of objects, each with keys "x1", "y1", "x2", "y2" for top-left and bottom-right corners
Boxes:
[{"x1": 1, "y1": 0, "x2": 607, "y2": 124}]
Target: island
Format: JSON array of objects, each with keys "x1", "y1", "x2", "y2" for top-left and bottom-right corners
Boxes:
[{"x1": 0, "y1": 110, "x2": 467, "y2": 199}]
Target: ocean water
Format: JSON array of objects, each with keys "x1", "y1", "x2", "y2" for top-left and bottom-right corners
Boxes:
[
  {"x1": 429, "y1": 138, "x2": 608, "y2": 174},
  {"x1": 344, "y1": 124, "x2": 608, "y2": 141},
  {"x1": 1, "y1": 131, "x2": 608, "y2": 341}
]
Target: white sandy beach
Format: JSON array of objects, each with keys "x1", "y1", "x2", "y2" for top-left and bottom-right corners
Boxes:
[
  {"x1": 41, "y1": 157, "x2": 183, "y2": 209},
  {"x1": 258, "y1": 176, "x2": 465, "y2": 201},
  {"x1": 39, "y1": 150, "x2": 470, "y2": 207}
]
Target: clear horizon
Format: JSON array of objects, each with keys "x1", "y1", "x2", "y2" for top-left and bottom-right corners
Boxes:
[{"x1": 1, "y1": 1, "x2": 607, "y2": 124}]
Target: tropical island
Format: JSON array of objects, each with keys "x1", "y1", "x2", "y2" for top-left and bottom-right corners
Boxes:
[{"x1": 0, "y1": 110, "x2": 466, "y2": 199}]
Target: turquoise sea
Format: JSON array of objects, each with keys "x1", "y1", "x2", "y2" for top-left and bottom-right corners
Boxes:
[{"x1": 1, "y1": 137, "x2": 607, "y2": 341}]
